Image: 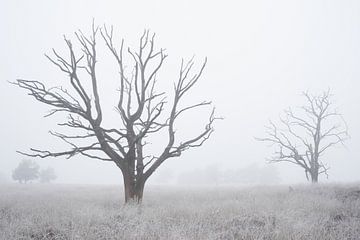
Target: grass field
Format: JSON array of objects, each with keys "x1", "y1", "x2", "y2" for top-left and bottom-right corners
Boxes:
[{"x1": 1, "y1": 183, "x2": 360, "y2": 240}]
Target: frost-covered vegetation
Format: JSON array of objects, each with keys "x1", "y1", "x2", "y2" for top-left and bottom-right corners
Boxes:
[{"x1": 1, "y1": 184, "x2": 360, "y2": 240}]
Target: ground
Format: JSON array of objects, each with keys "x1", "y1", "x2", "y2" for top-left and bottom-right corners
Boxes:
[{"x1": 0, "y1": 183, "x2": 360, "y2": 240}]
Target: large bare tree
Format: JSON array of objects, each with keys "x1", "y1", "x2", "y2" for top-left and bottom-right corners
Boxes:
[
  {"x1": 14, "y1": 23, "x2": 218, "y2": 203},
  {"x1": 257, "y1": 91, "x2": 348, "y2": 183}
]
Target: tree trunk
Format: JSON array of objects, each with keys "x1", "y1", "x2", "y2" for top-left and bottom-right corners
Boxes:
[
  {"x1": 310, "y1": 170, "x2": 318, "y2": 183},
  {"x1": 123, "y1": 174, "x2": 145, "y2": 204}
]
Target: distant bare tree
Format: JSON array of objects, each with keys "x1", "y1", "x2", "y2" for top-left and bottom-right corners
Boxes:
[
  {"x1": 12, "y1": 160, "x2": 40, "y2": 184},
  {"x1": 13, "y1": 23, "x2": 218, "y2": 203},
  {"x1": 257, "y1": 91, "x2": 348, "y2": 183},
  {"x1": 39, "y1": 167, "x2": 57, "y2": 183}
]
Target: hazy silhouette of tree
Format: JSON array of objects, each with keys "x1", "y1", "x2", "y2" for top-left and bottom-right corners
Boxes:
[
  {"x1": 12, "y1": 160, "x2": 39, "y2": 183},
  {"x1": 39, "y1": 167, "x2": 57, "y2": 183}
]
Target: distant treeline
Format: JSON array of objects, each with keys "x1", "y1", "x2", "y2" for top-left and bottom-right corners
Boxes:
[{"x1": 152, "y1": 164, "x2": 281, "y2": 185}]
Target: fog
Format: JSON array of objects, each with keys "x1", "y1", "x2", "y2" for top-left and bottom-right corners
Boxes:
[{"x1": 1, "y1": 0, "x2": 359, "y2": 185}]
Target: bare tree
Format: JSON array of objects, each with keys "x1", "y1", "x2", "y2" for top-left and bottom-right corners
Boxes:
[
  {"x1": 13, "y1": 23, "x2": 218, "y2": 203},
  {"x1": 257, "y1": 91, "x2": 348, "y2": 183}
]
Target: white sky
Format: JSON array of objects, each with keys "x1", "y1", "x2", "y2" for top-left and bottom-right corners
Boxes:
[{"x1": 1, "y1": 0, "x2": 359, "y2": 185}]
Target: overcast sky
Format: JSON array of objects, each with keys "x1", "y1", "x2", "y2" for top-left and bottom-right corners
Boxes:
[{"x1": 1, "y1": 0, "x2": 359, "y2": 185}]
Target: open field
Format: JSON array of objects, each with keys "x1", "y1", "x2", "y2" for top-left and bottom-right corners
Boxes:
[{"x1": 1, "y1": 184, "x2": 360, "y2": 240}]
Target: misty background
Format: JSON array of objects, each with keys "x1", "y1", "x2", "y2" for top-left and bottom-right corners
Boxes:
[{"x1": 0, "y1": 0, "x2": 359, "y2": 185}]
